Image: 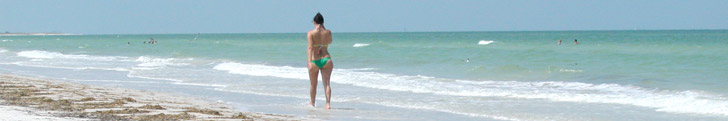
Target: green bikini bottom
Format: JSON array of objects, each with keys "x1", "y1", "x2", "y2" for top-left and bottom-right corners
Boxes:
[{"x1": 311, "y1": 57, "x2": 331, "y2": 68}]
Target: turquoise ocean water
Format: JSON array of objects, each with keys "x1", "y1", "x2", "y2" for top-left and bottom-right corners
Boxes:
[{"x1": 1, "y1": 30, "x2": 727, "y2": 120}]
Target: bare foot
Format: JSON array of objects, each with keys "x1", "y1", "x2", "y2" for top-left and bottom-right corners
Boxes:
[
  {"x1": 326, "y1": 103, "x2": 330, "y2": 109},
  {"x1": 308, "y1": 102, "x2": 315, "y2": 107}
]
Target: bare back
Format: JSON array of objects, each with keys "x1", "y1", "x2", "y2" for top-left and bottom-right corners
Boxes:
[{"x1": 307, "y1": 29, "x2": 332, "y2": 61}]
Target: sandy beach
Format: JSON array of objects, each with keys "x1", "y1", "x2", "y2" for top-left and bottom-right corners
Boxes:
[{"x1": 0, "y1": 74, "x2": 297, "y2": 121}]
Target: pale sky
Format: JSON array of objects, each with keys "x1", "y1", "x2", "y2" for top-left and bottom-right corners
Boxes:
[{"x1": 1, "y1": 0, "x2": 726, "y2": 34}]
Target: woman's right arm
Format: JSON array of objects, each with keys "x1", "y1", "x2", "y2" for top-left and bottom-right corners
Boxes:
[{"x1": 326, "y1": 32, "x2": 333, "y2": 45}]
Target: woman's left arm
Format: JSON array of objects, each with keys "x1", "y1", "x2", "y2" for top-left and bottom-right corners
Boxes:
[{"x1": 306, "y1": 33, "x2": 314, "y2": 62}]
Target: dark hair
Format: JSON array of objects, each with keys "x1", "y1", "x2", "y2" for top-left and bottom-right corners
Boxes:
[{"x1": 313, "y1": 12, "x2": 324, "y2": 24}]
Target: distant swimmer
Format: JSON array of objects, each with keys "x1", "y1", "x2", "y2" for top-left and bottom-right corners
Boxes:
[
  {"x1": 149, "y1": 38, "x2": 157, "y2": 44},
  {"x1": 574, "y1": 39, "x2": 579, "y2": 45},
  {"x1": 558, "y1": 39, "x2": 562, "y2": 45},
  {"x1": 466, "y1": 58, "x2": 470, "y2": 62},
  {"x1": 194, "y1": 33, "x2": 200, "y2": 40}
]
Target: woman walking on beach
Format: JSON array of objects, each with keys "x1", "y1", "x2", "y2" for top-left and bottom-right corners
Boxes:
[{"x1": 307, "y1": 12, "x2": 333, "y2": 109}]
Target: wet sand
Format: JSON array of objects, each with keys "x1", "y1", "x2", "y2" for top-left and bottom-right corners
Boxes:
[{"x1": 0, "y1": 74, "x2": 298, "y2": 121}]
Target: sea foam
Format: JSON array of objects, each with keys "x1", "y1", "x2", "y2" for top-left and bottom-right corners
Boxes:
[
  {"x1": 134, "y1": 56, "x2": 192, "y2": 67},
  {"x1": 353, "y1": 43, "x2": 371, "y2": 47},
  {"x1": 212, "y1": 62, "x2": 728, "y2": 116},
  {"x1": 478, "y1": 40, "x2": 495, "y2": 45},
  {"x1": 17, "y1": 50, "x2": 124, "y2": 61}
]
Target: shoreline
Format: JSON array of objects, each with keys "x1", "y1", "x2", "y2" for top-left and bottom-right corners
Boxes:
[{"x1": 0, "y1": 74, "x2": 297, "y2": 121}]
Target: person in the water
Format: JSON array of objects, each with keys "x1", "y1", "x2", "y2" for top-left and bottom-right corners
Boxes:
[
  {"x1": 149, "y1": 38, "x2": 157, "y2": 44},
  {"x1": 558, "y1": 39, "x2": 562, "y2": 45},
  {"x1": 306, "y1": 12, "x2": 334, "y2": 109},
  {"x1": 574, "y1": 39, "x2": 579, "y2": 45}
]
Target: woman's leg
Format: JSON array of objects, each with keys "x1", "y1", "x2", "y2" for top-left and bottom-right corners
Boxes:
[
  {"x1": 307, "y1": 63, "x2": 319, "y2": 107},
  {"x1": 320, "y1": 60, "x2": 334, "y2": 109}
]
